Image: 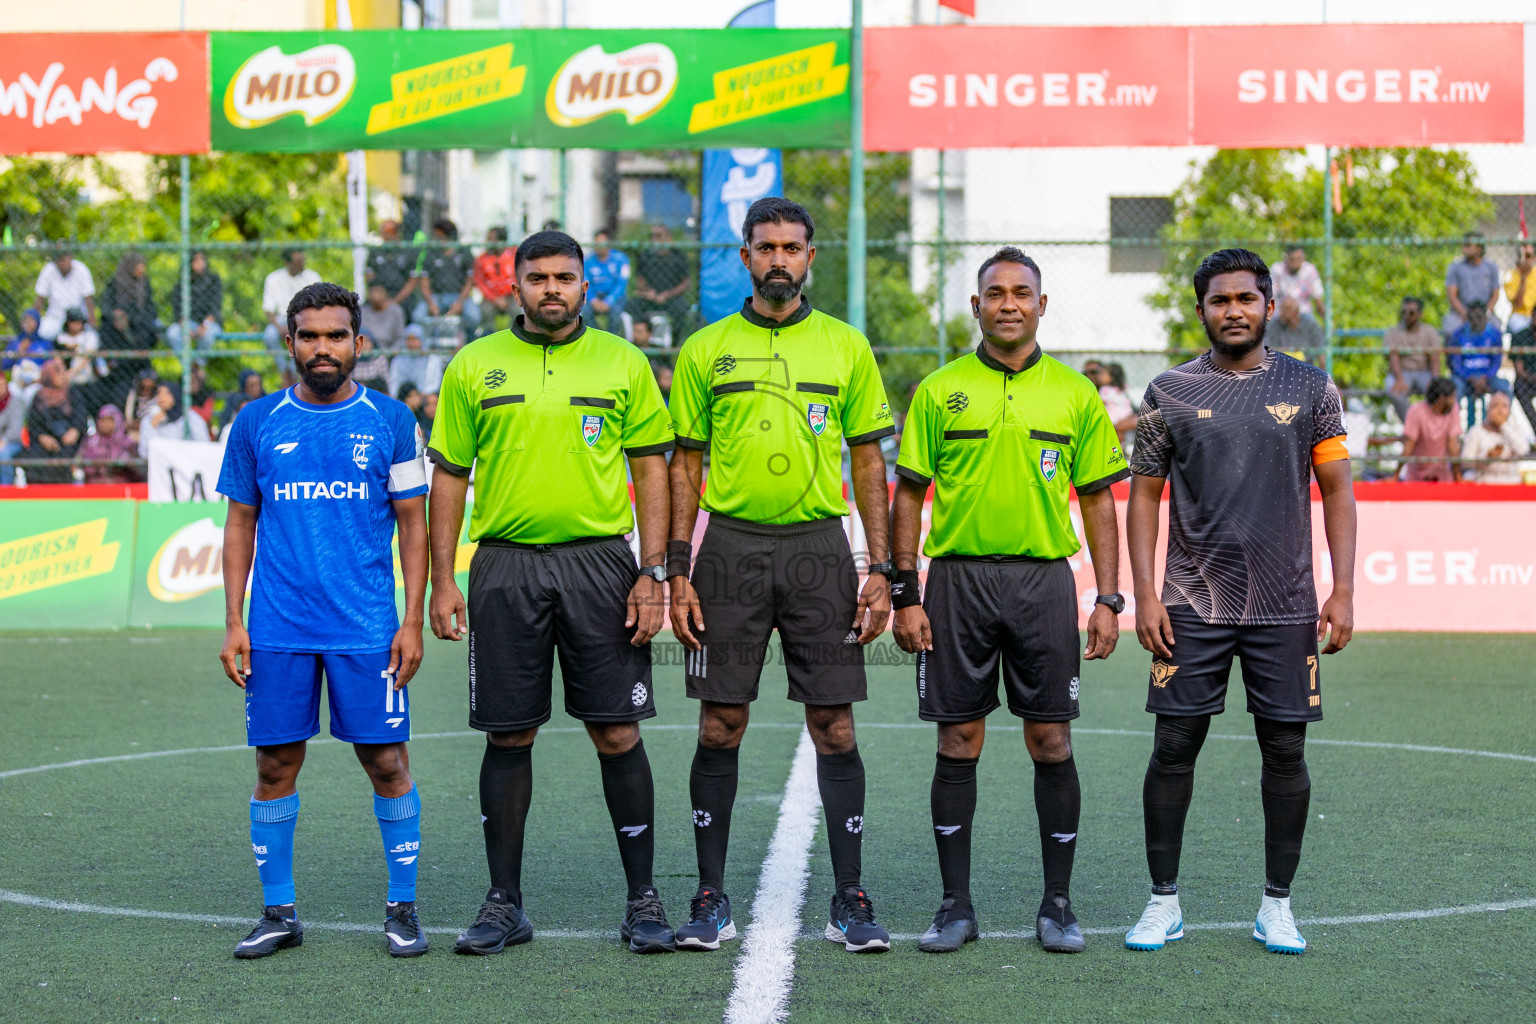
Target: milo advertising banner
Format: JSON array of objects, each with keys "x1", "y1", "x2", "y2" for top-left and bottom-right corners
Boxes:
[
  {"x1": 210, "y1": 29, "x2": 850, "y2": 151},
  {"x1": 0, "y1": 502, "x2": 136, "y2": 630}
]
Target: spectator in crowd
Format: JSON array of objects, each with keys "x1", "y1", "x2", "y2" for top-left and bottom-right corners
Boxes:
[
  {"x1": 354, "y1": 334, "x2": 392, "y2": 394},
  {"x1": 0, "y1": 374, "x2": 27, "y2": 485},
  {"x1": 652, "y1": 360, "x2": 673, "y2": 404},
  {"x1": 1506, "y1": 241, "x2": 1534, "y2": 346},
  {"x1": 3, "y1": 309, "x2": 52, "y2": 400},
  {"x1": 101, "y1": 252, "x2": 159, "y2": 351},
  {"x1": 1448, "y1": 300, "x2": 1512, "y2": 429},
  {"x1": 366, "y1": 219, "x2": 420, "y2": 308},
  {"x1": 631, "y1": 317, "x2": 654, "y2": 348},
  {"x1": 1384, "y1": 296, "x2": 1443, "y2": 422},
  {"x1": 361, "y1": 283, "x2": 406, "y2": 352},
  {"x1": 97, "y1": 304, "x2": 145, "y2": 399},
  {"x1": 55, "y1": 307, "x2": 105, "y2": 387},
  {"x1": 583, "y1": 228, "x2": 630, "y2": 334},
  {"x1": 389, "y1": 323, "x2": 443, "y2": 397},
  {"x1": 124, "y1": 369, "x2": 161, "y2": 440},
  {"x1": 1443, "y1": 231, "x2": 1501, "y2": 337},
  {"x1": 220, "y1": 369, "x2": 265, "y2": 434},
  {"x1": 187, "y1": 363, "x2": 218, "y2": 434},
  {"x1": 33, "y1": 248, "x2": 96, "y2": 341},
  {"x1": 261, "y1": 249, "x2": 321, "y2": 350},
  {"x1": 417, "y1": 390, "x2": 437, "y2": 442},
  {"x1": 137, "y1": 380, "x2": 209, "y2": 456},
  {"x1": 414, "y1": 218, "x2": 479, "y2": 337},
  {"x1": 1266, "y1": 296, "x2": 1325, "y2": 362},
  {"x1": 1271, "y1": 244, "x2": 1324, "y2": 321},
  {"x1": 167, "y1": 250, "x2": 224, "y2": 354},
  {"x1": 631, "y1": 223, "x2": 694, "y2": 333},
  {"x1": 1400, "y1": 377, "x2": 1462, "y2": 482},
  {"x1": 79, "y1": 404, "x2": 140, "y2": 483},
  {"x1": 1090, "y1": 360, "x2": 1138, "y2": 446},
  {"x1": 473, "y1": 226, "x2": 516, "y2": 331},
  {"x1": 23, "y1": 358, "x2": 89, "y2": 482},
  {"x1": 1460, "y1": 391, "x2": 1529, "y2": 485},
  {"x1": 396, "y1": 382, "x2": 423, "y2": 419}
]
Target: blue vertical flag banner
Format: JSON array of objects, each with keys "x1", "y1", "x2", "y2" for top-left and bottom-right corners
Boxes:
[{"x1": 700, "y1": 147, "x2": 782, "y2": 324}]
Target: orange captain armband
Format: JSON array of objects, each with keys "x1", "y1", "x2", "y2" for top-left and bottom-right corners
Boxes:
[{"x1": 1311, "y1": 435, "x2": 1349, "y2": 466}]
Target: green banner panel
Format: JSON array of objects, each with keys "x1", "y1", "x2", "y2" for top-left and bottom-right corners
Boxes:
[
  {"x1": 0, "y1": 501, "x2": 136, "y2": 630},
  {"x1": 128, "y1": 502, "x2": 230, "y2": 628},
  {"x1": 210, "y1": 28, "x2": 850, "y2": 151}
]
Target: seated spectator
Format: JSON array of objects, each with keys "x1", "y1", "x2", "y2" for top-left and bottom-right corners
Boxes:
[
  {"x1": 1383, "y1": 296, "x2": 1442, "y2": 422},
  {"x1": 1267, "y1": 296, "x2": 1325, "y2": 362},
  {"x1": 354, "y1": 335, "x2": 391, "y2": 394},
  {"x1": 33, "y1": 248, "x2": 96, "y2": 341},
  {"x1": 474, "y1": 227, "x2": 516, "y2": 331},
  {"x1": 23, "y1": 358, "x2": 89, "y2": 482},
  {"x1": 361, "y1": 283, "x2": 407, "y2": 353},
  {"x1": 79, "y1": 404, "x2": 140, "y2": 483},
  {"x1": 631, "y1": 223, "x2": 694, "y2": 334},
  {"x1": 101, "y1": 252, "x2": 159, "y2": 352},
  {"x1": 220, "y1": 370, "x2": 265, "y2": 434},
  {"x1": 366, "y1": 219, "x2": 420, "y2": 309},
  {"x1": 1460, "y1": 391, "x2": 1529, "y2": 485},
  {"x1": 417, "y1": 391, "x2": 437, "y2": 442},
  {"x1": 413, "y1": 219, "x2": 479, "y2": 338},
  {"x1": 584, "y1": 229, "x2": 630, "y2": 334},
  {"x1": 1443, "y1": 232, "x2": 1501, "y2": 338},
  {"x1": 396, "y1": 382, "x2": 422, "y2": 418},
  {"x1": 261, "y1": 250, "x2": 321, "y2": 351},
  {"x1": 187, "y1": 364, "x2": 218, "y2": 435},
  {"x1": 1090, "y1": 361, "x2": 1138, "y2": 446},
  {"x1": 1507, "y1": 242, "x2": 1535, "y2": 339},
  {"x1": 631, "y1": 318, "x2": 654, "y2": 348},
  {"x1": 138, "y1": 381, "x2": 209, "y2": 455},
  {"x1": 3, "y1": 309, "x2": 52, "y2": 401},
  {"x1": 1400, "y1": 377, "x2": 1461, "y2": 482},
  {"x1": 54, "y1": 307, "x2": 105, "y2": 387},
  {"x1": 1448, "y1": 301, "x2": 1512, "y2": 429},
  {"x1": 1272, "y1": 244, "x2": 1324, "y2": 321},
  {"x1": 97, "y1": 305, "x2": 147, "y2": 400},
  {"x1": 167, "y1": 250, "x2": 224, "y2": 354},
  {"x1": 652, "y1": 360, "x2": 673, "y2": 404},
  {"x1": 389, "y1": 324, "x2": 443, "y2": 397},
  {"x1": 0, "y1": 375, "x2": 27, "y2": 485}
]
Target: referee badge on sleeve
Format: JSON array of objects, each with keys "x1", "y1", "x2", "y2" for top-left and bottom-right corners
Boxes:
[
  {"x1": 582, "y1": 414, "x2": 604, "y2": 447},
  {"x1": 807, "y1": 403, "x2": 829, "y2": 436},
  {"x1": 1040, "y1": 448, "x2": 1060, "y2": 481}
]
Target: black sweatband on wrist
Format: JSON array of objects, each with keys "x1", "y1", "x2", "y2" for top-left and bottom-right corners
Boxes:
[
  {"x1": 890, "y1": 569, "x2": 922, "y2": 609},
  {"x1": 666, "y1": 539, "x2": 693, "y2": 580}
]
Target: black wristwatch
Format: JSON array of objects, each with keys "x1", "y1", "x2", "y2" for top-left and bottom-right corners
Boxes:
[
  {"x1": 866, "y1": 561, "x2": 896, "y2": 582},
  {"x1": 1094, "y1": 593, "x2": 1126, "y2": 614},
  {"x1": 638, "y1": 564, "x2": 667, "y2": 583}
]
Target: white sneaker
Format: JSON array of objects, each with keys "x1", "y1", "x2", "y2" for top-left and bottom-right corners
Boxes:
[
  {"x1": 1125, "y1": 893, "x2": 1184, "y2": 951},
  {"x1": 1253, "y1": 894, "x2": 1306, "y2": 954}
]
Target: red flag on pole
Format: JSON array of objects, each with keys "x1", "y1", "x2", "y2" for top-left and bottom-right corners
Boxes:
[
  {"x1": 938, "y1": 0, "x2": 975, "y2": 15},
  {"x1": 1520, "y1": 196, "x2": 1528, "y2": 240}
]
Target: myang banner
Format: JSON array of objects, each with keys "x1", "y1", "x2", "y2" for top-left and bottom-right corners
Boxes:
[
  {"x1": 0, "y1": 33, "x2": 209, "y2": 154},
  {"x1": 865, "y1": 23, "x2": 1526, "y2": 149},
  {"x1": 210, "y1": 28, "x2": 849, "y2": 151}
]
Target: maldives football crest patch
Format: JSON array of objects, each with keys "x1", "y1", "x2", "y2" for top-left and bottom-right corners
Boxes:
[
  {"x1": 807, "y1": 403, "x2": 829, "y2": 436},
  {"x1": 582, "y1": 414, "x2": 603, "y2": 447},
  {"x1": 1039, "y1": 447, "x2": 1060, "y2": 481}
]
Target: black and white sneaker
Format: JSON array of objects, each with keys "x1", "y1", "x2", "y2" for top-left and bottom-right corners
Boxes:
[
  {"x1": 385, "y1": 900, "x2": 429, "y2": 958},
  {"x1": 918, "y1": 898, "x2": 979, "y2": 953},
  {"x1": 620, "y1": 886, "x2": 676, "y2": 953},
  {"x1": 825, "y1": 887, "x2": 891, "y2": 953},
  {"x1": 1036, "y1": 895, "x2": 1086, "y2": 953},
  {"x1": 675, "y1": 887, "x2": 736, "y2": 951},
  {"x1": 454, "y1": 888, "x2": 533, "y2": 955},
  {"x1": 233, "y1": 905, "x2": 303, "y2": 959}
]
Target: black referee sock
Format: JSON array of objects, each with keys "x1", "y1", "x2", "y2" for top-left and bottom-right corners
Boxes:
[
  {"x1": 690, "y1": 743, "x2": 739, "y2": 892},
  {"x1": 930, "y1": 753, "x2": 979, "y2": 906},
  {"x1": 1255, "y1": 718, "x2": 1311, "y2": 898},
  {"x1": 1033, "y1": 755, "x2": 1081, "y2": 902},
  {"x1": 817, "y1": 747, "x2": 866, "y2": 893},
  {"x1": 479, "y1": 740, "x2": 533, "y2": 905},
  {"x1": 597, "y1": 738, "x2": 656, "y2": 899}
]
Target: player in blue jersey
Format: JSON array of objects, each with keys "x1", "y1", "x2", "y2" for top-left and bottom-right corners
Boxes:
[{"x1": 217, "y1": 283, "x2": 431, "y2": 959}]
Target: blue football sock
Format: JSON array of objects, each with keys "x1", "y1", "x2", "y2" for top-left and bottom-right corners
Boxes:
[
  {"x1": 375, "y1": 785, "x2": 422, "y2": 903},
  {"x1": 250, "y1": 792, "x2": 300, "y2": 908}
]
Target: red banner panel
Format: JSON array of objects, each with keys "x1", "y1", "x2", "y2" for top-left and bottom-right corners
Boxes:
[
  {"x1": 0, "y1": 33, "x2": 209, "y2": 155},
  {"x1": 864, "y1": 26, "x2": 1190, "y2": 150},
  {"x1": 1191, "y1": 23, "x2": 1524, "y2": 147}
]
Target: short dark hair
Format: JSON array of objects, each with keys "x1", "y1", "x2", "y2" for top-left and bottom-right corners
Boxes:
[
  {"x1": 515, "y1": 230, "x2": 584, "y2": 274},
  {"x1": 977, "y1": 246, "x2": 1041, "y2": 291},
  {"x1": 593, "y1": 228, "x2": 611, "y2": 240},
  {"x1": 1466, "y1": 299, "x2": 1488, "y2": 312},
  {"x1": 1401, "y1": 296, "x2": 1423, "y2": 310},
  {"x1": 1193, "y1": 248, "x2": 1272, "y2": 304},
  {"x1": 286, "y1": 282, "x2": 361, "y2": 338},
  {"x1": 1426, "y1": 377, "x2": 1457, "y2": 403},
  {"x1": 1284, "y1": 243, "x2": 1305, "y2": 254},
  {"x1": 433, "y1": 218, "x2": 458, "y2": 239},
  {"x1": 282, "y1": 247, "x2": 302, "y2": 262},
  {"x1": 741, "y1": 197, "x2": 814, "y2": 247},
  {"x1": 487, "y1": 226, "x2": 507, "y2": 243},
  {"x1": 1464, "y1": 230, "x2": 1485, "y2": 243},
  {"x1": 396, "y1": 382, "x2": 419, "y2": 401}
]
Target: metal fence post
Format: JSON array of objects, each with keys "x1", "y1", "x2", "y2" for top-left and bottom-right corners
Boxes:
[
  {"x1": 1323, "y1": 147, "x2": 1335, "y2": 377},
  {"x1": 846, "y1": 0, "x2": 866, "y2": 335},
  {"x1": 179, "y1": 154, "x2": 192, "y2": 403},
  {"x1": 936, "y1": 148, "x2": 946, "y2": 365}
]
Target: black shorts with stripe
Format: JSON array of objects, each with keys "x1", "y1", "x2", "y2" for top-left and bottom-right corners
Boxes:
[
  {"x1": 917, "y1": 555, "x2": 1081, "y2": 723},
  {"x1": 685, "y1": 514, "x2": 866, "y2": 706},
  {"x1": 466, "y1": 535, "x2": 655, "y2": 731},
  {"x1": 1144, "y1": 604, "x2": 1322, "y2": 722}
]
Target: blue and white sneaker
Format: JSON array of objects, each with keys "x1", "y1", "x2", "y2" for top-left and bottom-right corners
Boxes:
[
  {"x1": 825, "y1": 887, "x2": 891, "y2": 953},
  {"x1": 1253, "y1": 895, "x2": 1306, "y2": 954},
  {"x1": 1125, "y1": 893, "x2": 1184, "y2": 951},
  {"x1": 675, "y1": 887, "x2": 736, "y2": 951}
]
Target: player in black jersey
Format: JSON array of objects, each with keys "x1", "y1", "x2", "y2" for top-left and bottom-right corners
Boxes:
[{"x1": 1124, "y1": 248, "x2": 1356, "y2": 954}]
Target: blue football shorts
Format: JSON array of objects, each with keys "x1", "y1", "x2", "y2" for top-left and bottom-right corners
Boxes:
[{"x1": 245, "y1": 649, "x2": 411, "y2": 746}]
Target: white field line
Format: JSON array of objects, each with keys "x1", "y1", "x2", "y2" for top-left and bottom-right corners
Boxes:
[{"x1": 724, "y1": 727, "x2": 821, "y2": 1024}]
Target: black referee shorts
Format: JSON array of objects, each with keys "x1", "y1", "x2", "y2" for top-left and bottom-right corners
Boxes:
[
  {"x1": 1144, "y1": 605, "x2": 1322, "y2": 722},
  {"x1": 918, "y1": 556, "x2": 1081, "y2": 723},
  {"x1": 466, "y1": 535, "x2": 656, "y2": 732},
  {"x1": 685, "y1": 514, "x2": 866, "y2": 706}
]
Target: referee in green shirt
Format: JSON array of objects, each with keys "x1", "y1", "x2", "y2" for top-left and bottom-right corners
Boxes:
[
  {"x1": 667, "y1": 198, "x2": 897, "y2": 953},
  {"x1": 891, "y1": 247, "x2": 1128, "y2": 954},
  {"x1": 426, "y1": 231, "x2": 678, "y2": 954}
]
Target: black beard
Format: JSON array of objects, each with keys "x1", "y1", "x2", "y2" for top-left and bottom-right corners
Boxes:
[
  {"x1": 525, "y1": 299, "x2": 579, "y2": 333},
  {"x1": 1206, "y1": 314, "x2": 1268, "y2": 358},
  {"x1": 752, "y1": 268, "x2": 805, "y2": 306},
  {"x1": 298, "y1": 355, "x2": 353, "y2": 396}
]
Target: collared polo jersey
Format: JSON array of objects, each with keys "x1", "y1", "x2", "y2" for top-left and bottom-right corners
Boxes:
[
  {"x1": 896, "y1": 345, "x2": 1129, "y2": 559},
  {"x1": 426, "y1": 317, "x2": 674, "y2": 543},
  {"x1": 670, "y1": 298, "x2": 895, "y2": 524}
]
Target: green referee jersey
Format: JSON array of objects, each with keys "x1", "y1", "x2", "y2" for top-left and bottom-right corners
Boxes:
[
  {"x1": 670, "y1": 297, "x2": 895, "y2": 524},
  {"x1": 896, "y1": 344, "x2": 1130, "y2": 559},
  {"x1": 426, "y1": 317, "x2": 674, "y2": 544}
]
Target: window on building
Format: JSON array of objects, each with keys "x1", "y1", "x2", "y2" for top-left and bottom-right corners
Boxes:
[{"x1": 1109, "y1": 196, "x2": 1174, "y2": 274}]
